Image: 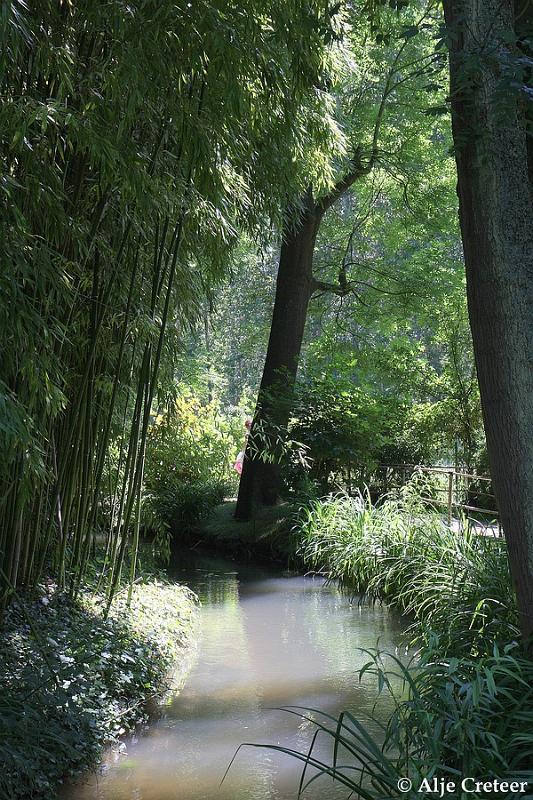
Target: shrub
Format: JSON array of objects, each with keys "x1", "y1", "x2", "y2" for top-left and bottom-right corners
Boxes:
[
  {"x1": 145, "y1": 390, "x2": 240, "y2": 487},
  {"x1": 142, "y1": 390, "x2": 240, "y2": 541},
  {"x1": 144, "y1": 478, "x2": 227, "y2": 539}
]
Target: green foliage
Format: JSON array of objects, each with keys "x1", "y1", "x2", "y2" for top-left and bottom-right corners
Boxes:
[
  {"x1": 254, "y1": 644, "x2": 533, "y2": 799},
  {"x1": 251, "y1": 478, "x2": 530, "y2": 796},
  {"x1": 0, "y1": 577, "x2": 197, "y2": 799},
  {"x1": 298, "y1": 476, "x2": 518, "y2": 653},
  {"x1": 200, "y1": 501, "x2": 297, "y2": 561},
  {"x1": 146, "y1": 479, "x2": 228, "y2": 541},
  {"x1": 287, "y1": 376, "x2": 390, "y2": 491},
  {"x1": 196, "y1": 0, "x2": 481, "y2": 487},
  {"x1": 143, "y1": 391, "x2": 240, "y2": 535},
  {"x1": 146, "y1": 391, "x2": 238, "y2": 487},
  {"x1": 1, "y1": 0, "x2": 341, "y2": 603},
  {"x1": 281, "y1": 336, "x2": 482, "y2": 493}
]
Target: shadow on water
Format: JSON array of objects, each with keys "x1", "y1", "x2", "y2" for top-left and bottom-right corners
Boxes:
[{"x1": 65, "y1": 550, "x2": 405, "y2": 800}]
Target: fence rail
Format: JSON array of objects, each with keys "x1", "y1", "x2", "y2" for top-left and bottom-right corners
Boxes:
[{"x1": 354, "y1": 463, "x2": 500, "y2": 532}]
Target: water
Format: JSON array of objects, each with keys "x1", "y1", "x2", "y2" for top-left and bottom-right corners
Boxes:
[{"x1": 66, "y1": 554, "x2": 404, "y2": 800}]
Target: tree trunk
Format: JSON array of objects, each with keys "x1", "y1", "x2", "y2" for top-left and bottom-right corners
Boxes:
[
  {"x1": 443, "y1": 0, "x2": 533, "y2": 639},
  {"x1": 235, "y1": 192, "x2": 322, "y2": 520}
]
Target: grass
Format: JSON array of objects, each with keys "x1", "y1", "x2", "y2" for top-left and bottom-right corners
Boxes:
[
  {"x1": 298, "y1": 478, "x2": 518, "y2": 655},
  {"x1": 249, "y1": 645, "x2": 533, "y2": 799},
  {"x1": 246, "y1": 476, "x2": 532, "y2": 798},
  {"x1": 0, "y1": 572, "x2": 198, "y2": 799}
]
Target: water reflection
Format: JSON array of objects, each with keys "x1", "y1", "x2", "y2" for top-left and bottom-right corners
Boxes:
[{"x1": 65, "y1": 554, "x2": 404, "y2": 800}]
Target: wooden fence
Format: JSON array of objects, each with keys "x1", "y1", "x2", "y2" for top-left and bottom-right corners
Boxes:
[{"x1": 352, "y1": 463, "x2": 500, "y2": 532}]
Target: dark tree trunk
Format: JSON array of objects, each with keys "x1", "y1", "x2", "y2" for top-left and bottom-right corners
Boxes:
[
  {"x1": 235, "y1": 192, "x2": 322, "y2": 520},
  {"x1": 444, "y1": 0, "x2": 533, "y2": 639},
  {"x1": 235, "y1": 155, "x2": 371, "y2": 521}
]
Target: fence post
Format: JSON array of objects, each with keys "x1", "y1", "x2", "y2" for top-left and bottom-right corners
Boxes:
[{"x1": 447, "y1": 470, "x2": 453, "y2": 524}]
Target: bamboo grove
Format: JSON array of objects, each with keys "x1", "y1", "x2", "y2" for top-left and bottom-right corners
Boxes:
[{"x1": 0, "y1": 0, "x2": 341, "y2": 608}]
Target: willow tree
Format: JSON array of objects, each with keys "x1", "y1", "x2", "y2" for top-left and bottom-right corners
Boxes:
[
  {"x1": 443, "y1": 0, "x2": 533, "y2": 639},
  {"x1": 236, "y1": 0, "x2": 443, "y2": 519},
  {"x1": 0, "y1": 0, "x2": 339, "y2": 605}
]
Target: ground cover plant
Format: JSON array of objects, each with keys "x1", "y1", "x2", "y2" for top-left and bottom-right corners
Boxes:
[{"x1": 0, "y1": 575, "x2": 198, "y2": 800}]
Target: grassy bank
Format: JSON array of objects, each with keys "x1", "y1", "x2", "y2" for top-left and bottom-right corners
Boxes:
[
  {"x1": 273, "y1": 481, "x2": 533, "y2": 797},
  {"x1": 298, "y1": 482, "x2": 518, "y2": 654},
  {"x1": 0, "y1": 576, "x2": 198, "y2": 800}
]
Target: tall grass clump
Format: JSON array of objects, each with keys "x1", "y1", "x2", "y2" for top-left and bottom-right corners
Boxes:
[
  {"x1": 298, "y1": 475, "x2": 518, "y2": 655},
  {"x1": 252, "y1": 645, "x2": 533, "y2": 800}
]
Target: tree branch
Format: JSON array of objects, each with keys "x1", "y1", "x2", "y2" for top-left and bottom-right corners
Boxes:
[
  {"x1": 315, "y1": 148, "x2": 372, "y2": 215},
  {"x1": 315, "y1": 4, "x2": 438, "y2": 218},
  {"x1": 311, "y1": 278, "x2": 352, "y2": 297}
]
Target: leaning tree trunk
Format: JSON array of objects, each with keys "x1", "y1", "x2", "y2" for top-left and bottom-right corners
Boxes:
[
  {"x1": 444, "y1": 0, "x2": 533, "y2": 639},
  {"x1": 235, "y1": 193, "x2": 322, "y2": 520}
]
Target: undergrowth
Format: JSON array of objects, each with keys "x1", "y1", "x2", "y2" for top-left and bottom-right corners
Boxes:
[
  {"x1": 0, "y1": 577, "x2": 198, "y2": 799},
  {"x1": 298, "y1": 476, "x2": 518, "y2": 655}
]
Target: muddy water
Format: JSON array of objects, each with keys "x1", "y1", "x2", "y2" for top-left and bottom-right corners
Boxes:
[{"x1": 66, "y1": 555, "x2": 404, "y2": 800}]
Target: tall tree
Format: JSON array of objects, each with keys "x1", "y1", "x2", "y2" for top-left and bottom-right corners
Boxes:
[
  {"x1": 236, "y1": 0, "x2": 442, "y2": 519},
  {"x1": 235, "y1": 166, "x2": 371, "y2": 519},
  {"x1": 443, "y1": 0, "x2": 533, "y2": 639}
]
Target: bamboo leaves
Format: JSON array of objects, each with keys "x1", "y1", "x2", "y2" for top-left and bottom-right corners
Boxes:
[{"x1": 0, "y1": 0, "x2": 341, "y2": 606}]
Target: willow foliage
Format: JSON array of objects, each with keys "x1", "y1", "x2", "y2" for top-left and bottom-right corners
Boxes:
[{"x1": 0, "y1": 0, "x2": 341, "y2": 604}]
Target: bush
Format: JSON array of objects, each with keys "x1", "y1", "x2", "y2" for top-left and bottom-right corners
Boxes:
[
  {"x1": 145, "y1": 478, "x2": 227, "y2": 538},
  {"x1": 287, "y1": 377, "x2": 392, "y2": 493},
  {"x1": 146, "y1": 390, "x2": 240, "y2": 484},
  {"x1": 143, "y1": 390, "x2": 241, "y2": 540},
  {"x1": 285, "y1": 377, "x2": 457, "y2": 497}
]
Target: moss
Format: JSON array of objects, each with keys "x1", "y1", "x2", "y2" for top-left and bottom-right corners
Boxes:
[{"x1": 0, "y1": 578, "x2": 198, "y2": 800}]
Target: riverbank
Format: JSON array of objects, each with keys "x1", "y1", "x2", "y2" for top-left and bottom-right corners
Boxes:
[
  {"x1": 291, "y1": 489, "x2": 533, "y2": 791},
  {"x1": 0, "y1": 575, "x2": 198, "y2": 800},
  {"x1": 193, "y1": 500, "x2": 299, "y2": 564},
  {"x1": 298, "y1": 489, "x2": 518, "y2": 652}
]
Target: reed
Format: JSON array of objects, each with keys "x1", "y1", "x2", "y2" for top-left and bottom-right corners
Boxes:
[
  {"x1": 243, "y1": 645, "x2": 533, "y2": 798},
  {"x1": 246, "y1": 477, "x2": 531, "y2": 796}
]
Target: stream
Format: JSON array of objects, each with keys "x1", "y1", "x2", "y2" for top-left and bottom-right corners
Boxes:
[{"x1": 66, "y1": 553, "x2": 404, "y2": 800}]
